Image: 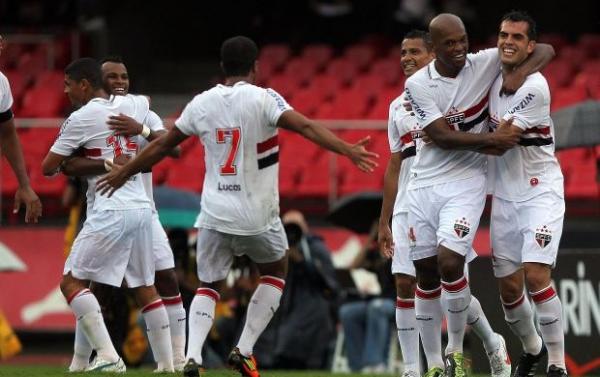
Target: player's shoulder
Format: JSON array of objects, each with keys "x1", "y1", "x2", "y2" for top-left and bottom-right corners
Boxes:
[
  {"x1": 467, "y1": 48, "x2": 498, "y2": 62},
  {"x1": 523, "y1": 72, "x2": 550, "y2": 92},
  {"x1": 0, "y1": 70, "x2": 9, "y2": 87},
  {"x1": 405, "y1": 65, "x2": 431, "y2": 87}
]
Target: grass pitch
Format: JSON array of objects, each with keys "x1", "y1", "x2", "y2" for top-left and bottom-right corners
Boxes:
[{"x1": 0, "y1": 365, "x2": 396, "y2": 377}]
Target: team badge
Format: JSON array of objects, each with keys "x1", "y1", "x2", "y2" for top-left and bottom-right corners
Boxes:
[
  {"x1": 454, "y1": 218, "x2": 470, "y2": 238},
  {"x1": 535, "y1": 225, "x2": 552, "y2": 248}
]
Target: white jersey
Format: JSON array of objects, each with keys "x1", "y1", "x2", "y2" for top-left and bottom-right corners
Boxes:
[
  {"x1": 404, "y1": 48, "x2": 501, "y2": 189},
  {"x1": 137, "y1": 110, "x2": 165, "y2": 212},
  {"x1": 51, "y1": 94, "x2": 151, "y2": 212},
  {"x1": 488, "y1": 72, "x2": 564, "y2": 201},
  {"x1": 175, "y1": 81, "x2": 292, "y2": 235},
  {"x1": 388, "y1": 93, "x2": 421, "y2": 215},
  {"x1": 0, "y1": 71, "x2": 14, "y2": 113}
]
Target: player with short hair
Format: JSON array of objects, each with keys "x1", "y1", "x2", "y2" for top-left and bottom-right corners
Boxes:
[
  {"x1": 403, "y1": 13, "x2": 554, "y2": 377},
  {"x1": 59, "y1": 56, "x2": 187, "y2": 371},
  {"x1": 96, "y1": 36, "x2": 378, "y2": 377},
  {"x1": 378, "y1": 30, "x2": 510, "y2": 377},
  {"x1": 488, "y1": 11, "x2": 566, "y2": 377},
  {"x1": 0, "y1": 34, "x2": 42, "y2": 223},
  {"x1": 42, "y1": 57, "x2": 174, "y2": 373}
]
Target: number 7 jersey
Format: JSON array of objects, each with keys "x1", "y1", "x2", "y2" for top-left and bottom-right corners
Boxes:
[{"x1": 175, "y1": 81, "x2": 292, "y2": 235}]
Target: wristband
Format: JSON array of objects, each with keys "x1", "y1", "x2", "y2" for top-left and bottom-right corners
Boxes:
[
  {"x1": 140, "y1": 124, "x2": 151, "y2": 138},
  {"x1": 104, "y1": 158, "x2": 114, "y2": 172}
]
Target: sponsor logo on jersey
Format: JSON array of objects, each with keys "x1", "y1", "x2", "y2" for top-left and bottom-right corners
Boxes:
[
  {"x1": 404, "y1": 88, "x2": 426, "y2": 121},
  {"x1": 535, "y1": 225, "x2": 552, "y2": 248},
  {"x1": 508, "y1": 93, "x2": 535, "y2": 114},
  {"x1": 453, "y1": 218, "x2": 471, "y2": 238},
  {"x1": 218, "y1": 182, "x2": 241, "y2": 191},
  {"x1": 266, "y1": 88, "x2": 288, "y2": 112}
]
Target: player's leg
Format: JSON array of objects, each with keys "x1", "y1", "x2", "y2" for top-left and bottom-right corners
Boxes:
[
  {"x1": 521, "y1": 192, "x2": 566, "y2": 376},
  {"x1": 61, "y1": 273, "x2": 122, "y2": 367},
  {"x1": 436, "y1": 175, "x2": 486, "y2": 375},
  {"x1": 152, "y1": 214, "x2": 187, "y2": 370},
  {"x1": 229, "y1": 220, "x2": 288, "y2": 377},
  {"x1": 126, "y1": 209, "x2": 173, "y2": 372},
  {"x1": 392, "y1": 213, "x2": 420, "y2": 376},
  {"x1": 492, "y1": 196, "x2": 544, "y2": 377},
  {"x1": 184, "y1": 227, "x2": 235, "y2": 377}
]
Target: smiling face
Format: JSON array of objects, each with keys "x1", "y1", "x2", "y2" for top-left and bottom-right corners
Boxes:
[
  {"x1": 101, "y1": 61, "x2": 129, "y2": 96},
  {"x1": 434, "y1": 28, "x2": 468, "y2": 72},
  {"x1": 498, "y1": 20, "x2": 535, "y2": 67},
  {"x1": 400, "y1": 37, "x2": 435, "y2": 77}
]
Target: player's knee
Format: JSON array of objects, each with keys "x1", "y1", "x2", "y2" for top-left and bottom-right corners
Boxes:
[
  {"x1": 60, "y1": 274, "x2": 83, "y2": 299},
  {"x1": 395, "y1": 274, "x2": 416, "y2": 298},
  {"x1": 499, "y1": 277, "x2": 523, "y2": 303},
  {"x1": 437, "y1": 252, "x2": 465, "y2": 281},
  {"x1": 524, "y1": 263, "x2": 552, "y2": 292},
  {"x1": 155, "y1": 269, "x2": 179, "y2": 297}
]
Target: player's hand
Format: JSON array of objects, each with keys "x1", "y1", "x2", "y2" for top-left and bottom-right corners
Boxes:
[
  {"x1": 377, "y1": 222, "x2": 394, "y2": 259},
  {"x1": 107, "y1": 113, "x2": 143, "y2": 136},
  {"x1": 347, "y1": 136, "x2": 379, "y2": 172},
  {"x1": 492, "y1": 117, "x2": 521, "y2": 150},
  {"x1": 97, "y1": 161, "x2": 129, "y2": 197},
  {"x1": 500, "y1": 70, "x2": 526, "y2": 96},
  {"x1": 403, "y1": 94, "x2": 413, "y2": 113},
  {"x1": 14, "y1": 185, "x2": 42, "y2": 223}
]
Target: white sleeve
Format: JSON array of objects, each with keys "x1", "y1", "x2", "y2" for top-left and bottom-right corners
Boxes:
[
  {"x1": 175, "y1": 96, "x2": 205, "y2": 136},
  {"x1": 144, "y1": 110, "x2": 165, "y2": 132},
  {"x1": 50, "y1": 115, "x2": 84, "y2": 156},
  {"x1": 502, "y1": 86, "x2": 547, "y2": 130},
  {"x1": 0, "y1": 73, "x2": 14, "y2": 113},
  {"x1": 404, "y1": 79, "x2": 444, "y2": 129},
  {"x1": 264, "y1": 88, "x2": 293, "y2": 127},
  {"x1": 468, "y1": 48, "x2": 501, "y2": 71},
  {"x1": 387, "y1": 104, "x2": 402, "y2": 153}
]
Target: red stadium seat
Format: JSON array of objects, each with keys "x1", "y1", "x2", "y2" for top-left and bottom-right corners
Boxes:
[
  {"x1": 290, "y1": 87, "x2": 326, "y2": 118},
  {"x1": 259, "y1": 44, "x2": 291, "y2": 71},
  {"x1": 19, "y1": 87, "x2": 68, "y2": 117},
  {"x1": 580, "y1": 59, "x2": 600, "y2": 74},
  {"x1": 296, "y1": 153, "x2": 333, "y2": 196},
  {"x1": 266, "y1": 74, "x2": 302, "y2": 100},
  {"x1": 165, "y1": 158, "x2": 205, "y2": 192},
  {"x1": 557, "y1": 46, "x2": 589, "y2": 69},
  {"x1": 34, "y1": 70, "x2": 65, "y2": 90},
  {"x1": 577, "y1": 34, "x2": 600, "y2": 58},
  {"x1": 562, "y1": 149, "x2": 599, "y2": 199},
  {"x1": 306, "y1": 74, "x2": 343, "y2": 101},
  {"x1": 351, "y1": 74, "x2": 386, "y2": 102},
  {"x1": 538, "y1": 33, "x2": 568, "y2": 50},
  {"x1": 326, "y1": 58, "x2": 359, "y2": 86},
  {"x1": 370, "y1": 58, "x2": 403, "y2": 86},
  {"x1": 551, "y1": 85, "x2": 588, "y2": 111},
  {"x1": 543, "y1": 60, "x2": 575, "y2": 88},
  {"x1": 301, "y1": 44, "x2": 334, "y2": 71},
  {"x1": 316, "y1": 89, "x2": 369, "y2": 119},
  {"x1": 283, "y1": 57, "x2": 318, "y2": 87},
  {"x1": 344, "y1": 44, "x2": 376, "y2": 71},
  {"x1": 3, "y1": 70, "x2": 30, "y2": 106}
]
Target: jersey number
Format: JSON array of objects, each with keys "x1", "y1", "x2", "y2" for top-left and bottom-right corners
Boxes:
[
  {"x1": 106, "y1": 135, "x2": 138, "y2": 158},
  {"x1": 216, "y1": 127, "x2": 241, "y2": 175}
]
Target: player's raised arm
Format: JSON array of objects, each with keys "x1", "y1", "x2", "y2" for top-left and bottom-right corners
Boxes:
[
  {"x1": 501, "y1": 43, "x2": 555, "y2": 95},
  {"x1": 276, "y1": 110, "x2": 379, "y2": 172},
  {"x1": 97, "y1": 126, "x2": 188, "y2": 196}
]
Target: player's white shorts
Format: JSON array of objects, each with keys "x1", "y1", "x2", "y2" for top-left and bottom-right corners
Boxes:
[
  {"x1": 195, "y1": 218, "x2": 288, "y2": 282},
  {"x1": 151, "y1": 212, "x2": 175, "y2": 271},
  {"x1": 491, "y1": 191, "x2": 565, "y2": 278},
  {"x1": 391, "y1": 213, "x2": 416, "y2": 277},
  {"x1": 64, "y1": 208, "x2": 154, "y2": 288},
  {"x1": 408, "y1": 174, "x2": 486, "y2": 261}
]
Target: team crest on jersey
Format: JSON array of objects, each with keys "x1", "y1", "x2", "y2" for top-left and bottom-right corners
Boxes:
[
  {"x1": 535, "y1": 225, "x2": 552, "y2": 248},
  {"x1": 453, "y1": 218, "x2": 471, "y2": 238}
]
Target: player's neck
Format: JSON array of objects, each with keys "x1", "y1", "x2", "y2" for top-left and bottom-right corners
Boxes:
[
  {"x1": 225, "y1": 75, "x2": 254, "y2": 86},
  {"x1": 434, "y1": 59, "x2": 461, "y2": 78}
]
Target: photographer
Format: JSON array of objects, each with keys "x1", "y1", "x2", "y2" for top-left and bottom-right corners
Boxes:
[{"x1": 267, "y1": 210, "x2": 340, "y2": 369}]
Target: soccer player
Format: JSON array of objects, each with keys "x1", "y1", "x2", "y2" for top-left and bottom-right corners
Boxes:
[
  {"x1": 0, "y1": 34, "x2": 42, "y2": 223},
  {"x1": 378, "y1": 30, "x2": 510, "y2": 377},
  {"x1": 488, "y1": 11, "x2": 566, "y2": 377},
  {"x1": 403, "y1": 13, "x2": 554, "y2": 377},
  {"x1": 59, "y1": 56, "x2": 187, "y2": 371},
  {"x1": 42, "y1": 58, "x2": 173, "y2": 373},
  {"x1": 96, "y1": 36, "x2": 378, "y2": 377}
]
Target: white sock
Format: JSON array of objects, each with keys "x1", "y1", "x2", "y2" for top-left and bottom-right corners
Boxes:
[
  {"x1": 502, "y1": 293, "x2": 542, "y2": 355},
  {"x1": 163, "y1": 295, "x2": 187, "y2": 367},
  {"x1": 467, "y1": 295, "x2": 500, "y2": 353},
  {"x1": 236, "y1": 276, "x2": 285, "y2": 357},
  {"x1": 142, "y1": 299, "x2": 174, "y2": 372},
  {"x1": 415, "y1": 285, "x2": 444, "y2": 369},
  {"x1": 531, "y1": 285, "x2": 565, "y2": 370},
  {"x1": 441, "y1": 276, "x2": 471, "y2": 354},
  {"x1": 69, "y1": 321, "x2": 93, "y2": 371},
  {"x1": 396, "y1": 297, "x2": 420, "y2": 373},
  {"x1": 68, "y1": 288, "x2": 119, "y2": 362},
  {"x1": 186, "y1": 288, "x2": 220, "y2": 364}
]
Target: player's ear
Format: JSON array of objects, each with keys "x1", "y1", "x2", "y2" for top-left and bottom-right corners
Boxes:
[{"x1": 527, "y1": 40, "x2": 536, "y2": 55}]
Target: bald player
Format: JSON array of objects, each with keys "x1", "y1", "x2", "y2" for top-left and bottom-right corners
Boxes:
[{"x1": 403, "y1": 13, "x2": 554, "y2": 377}]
